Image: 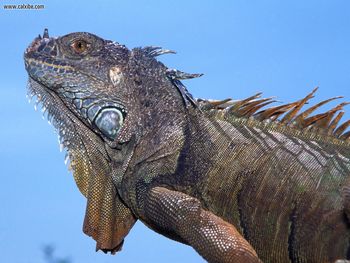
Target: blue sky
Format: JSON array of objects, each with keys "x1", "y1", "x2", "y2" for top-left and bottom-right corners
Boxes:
[{"x1": 0, "y1": 1, "x2": 349, "y2": 262}]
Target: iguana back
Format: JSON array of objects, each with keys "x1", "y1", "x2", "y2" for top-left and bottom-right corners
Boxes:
[{"x1": 185, "y1": 98, "x2": 350, "y2": 262}]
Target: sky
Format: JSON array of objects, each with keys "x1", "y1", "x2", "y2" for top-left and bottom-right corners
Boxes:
[{"x1": 0, "y1": 1, "x2": 349, "y2": 262}]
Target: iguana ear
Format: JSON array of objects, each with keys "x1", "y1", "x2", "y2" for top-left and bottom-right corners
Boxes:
[{"x1": 69, "y1": 141, "x2": 136, "y2": 253}]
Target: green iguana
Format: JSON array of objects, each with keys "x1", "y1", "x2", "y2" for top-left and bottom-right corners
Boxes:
[{"x1": 24, "y1": 29, "x2": 350, "y2": 263}]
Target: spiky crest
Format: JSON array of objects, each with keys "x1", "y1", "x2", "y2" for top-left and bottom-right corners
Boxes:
[
  {"x1": 142, "y1": 46, "x2": 177, "y2": 57},
  {"x1": 197, "y1": 88, "x2": 350, "y2": 145}
]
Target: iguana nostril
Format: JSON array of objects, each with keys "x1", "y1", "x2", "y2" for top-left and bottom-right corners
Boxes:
[
  {"x1": 37, "y1": 42, "x2": 46, "y2": 52},
  {"x1": 25, "y1": 36, "x2": 42, "y2": 54}
]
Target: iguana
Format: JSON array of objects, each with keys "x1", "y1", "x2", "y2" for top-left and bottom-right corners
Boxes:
[{"x1": 24, "y1": 29, "x2": 350, "y2": 263}]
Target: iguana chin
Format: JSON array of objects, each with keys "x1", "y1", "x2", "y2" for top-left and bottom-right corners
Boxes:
[{"x1": 24, "y1": 29, "x2": 350, "y2": 263}]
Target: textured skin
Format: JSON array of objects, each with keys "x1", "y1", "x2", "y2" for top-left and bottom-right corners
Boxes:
[
  {"x1": 145, "y1": 187, "x2": 260, "y2": 263},
  {"x1": 24, "y1": 30, "x2": 350, "y2": 262}
]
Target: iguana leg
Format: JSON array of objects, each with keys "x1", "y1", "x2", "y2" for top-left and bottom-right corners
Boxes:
[{"x1": 144, "y1": 186, "x2": 261, "y2": 263}]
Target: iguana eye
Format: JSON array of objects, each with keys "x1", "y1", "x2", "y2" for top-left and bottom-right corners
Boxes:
[
  {"x1": 94, "y1": 108, "x2": 124, "y2": 140},
  {"x1": 71, "y1": 39, "x2": 89, "y2": 53}
]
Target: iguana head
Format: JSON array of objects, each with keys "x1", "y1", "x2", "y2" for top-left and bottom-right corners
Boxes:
[{"x1": 24, "y1": 29, "x2": 134, "y2": 145}]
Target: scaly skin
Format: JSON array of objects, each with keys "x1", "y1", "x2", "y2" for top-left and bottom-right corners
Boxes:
[{"x1": 24, "y1": 29, "x2": 350, "y2": 262}]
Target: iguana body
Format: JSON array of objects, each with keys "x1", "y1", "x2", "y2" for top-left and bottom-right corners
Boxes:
[{"x1": 24, "y1": 30, "x2": 350, "y2": 263}]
